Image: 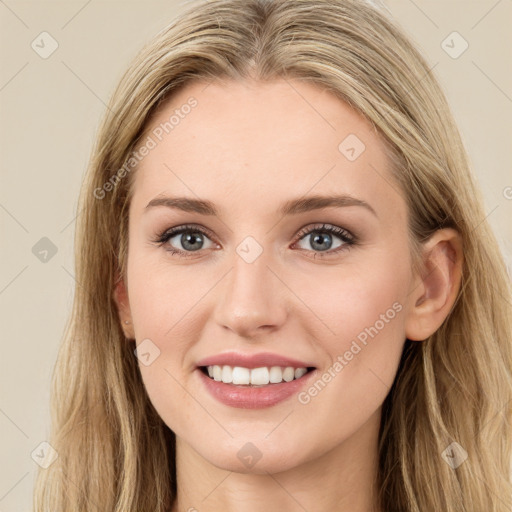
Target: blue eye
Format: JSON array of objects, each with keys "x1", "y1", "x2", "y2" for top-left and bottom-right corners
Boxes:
[
  {"x1": 293, "y1": 223, "x2": 356, "y2": 258},
  {"x1": 154, "y1": 223, "x2": 356, "y2": 259},
  {"x1": 155, "y1": 224, "x2": 216, "y2": 257}
]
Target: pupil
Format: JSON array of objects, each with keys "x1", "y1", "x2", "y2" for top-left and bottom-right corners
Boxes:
[
  {"x1": 182, "y1": 233, "x2": 203, "y2": 251},
  {"x1": 311, "y1": 232, "x2": 332, "y2": 251}
]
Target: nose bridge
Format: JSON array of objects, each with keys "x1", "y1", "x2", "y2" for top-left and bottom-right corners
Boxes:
[{"x1": 213, "y1": 240, "x2": 287, "y2": 336}]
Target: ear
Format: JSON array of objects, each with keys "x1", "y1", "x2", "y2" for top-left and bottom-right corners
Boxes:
[
  {"x1": 405, "y1": 228, "x2": 463, "y2": 341},
  {"x1": 113, "y1": 273, "x2": 135, "y2": 340}
]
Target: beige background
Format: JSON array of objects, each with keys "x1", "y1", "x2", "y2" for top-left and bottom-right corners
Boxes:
[{"x1": 1, "y1": 1, "x2": 511, "y2": 509}]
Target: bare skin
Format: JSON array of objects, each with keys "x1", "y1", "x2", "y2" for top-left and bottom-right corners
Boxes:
[{"x1": 114, "y1": 78, "x2": 463, "y2": 512}]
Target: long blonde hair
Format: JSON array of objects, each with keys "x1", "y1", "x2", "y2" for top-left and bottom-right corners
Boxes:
[{"x1": 33, "y1": 0, "x2": 512, "y2": 510}]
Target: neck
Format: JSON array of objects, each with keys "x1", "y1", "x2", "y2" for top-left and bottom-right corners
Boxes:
[{"x1": 171, "y1": 408, "x2": 382, "y2": 512}]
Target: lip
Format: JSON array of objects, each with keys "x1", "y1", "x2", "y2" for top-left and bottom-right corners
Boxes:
[
  {"x1": 196, "y1": 351, "x2": 315, "y2": 369},
  {"x1": 197, "y1": 368, "x2": 317, "y2": 409}
]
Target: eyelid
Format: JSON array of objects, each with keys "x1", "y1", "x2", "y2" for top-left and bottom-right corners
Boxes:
[
  {"x1": 294, "y1": 223, "x2": 355, "y2": 243},
  {"x1": 157, "y1": 223, "x2": 217, "y2": 243},
  {"x1": 152, "y1": 223, "x2": 218, "y2": 257}
]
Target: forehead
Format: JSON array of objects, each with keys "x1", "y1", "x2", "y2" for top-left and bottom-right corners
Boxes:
[{"x1": 131, "y1": 78, "x2": 404, "y2": 222}]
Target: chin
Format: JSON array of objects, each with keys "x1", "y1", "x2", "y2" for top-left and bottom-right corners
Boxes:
[
  {"x1": 198, "y1": 436, "x2": 308, "y2": 475},
  {"x1": 211, "y1": 452, "x2": 302, "y2": 475}
]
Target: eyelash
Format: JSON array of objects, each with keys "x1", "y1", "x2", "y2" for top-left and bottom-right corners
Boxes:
[{"x1": 153, "y1": 223, "x2": 357, "y2": 260}]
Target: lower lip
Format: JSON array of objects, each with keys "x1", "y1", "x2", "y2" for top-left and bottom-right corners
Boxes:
[{"x1": 197, "y1": 368, "x2": 317, "y2": 409}]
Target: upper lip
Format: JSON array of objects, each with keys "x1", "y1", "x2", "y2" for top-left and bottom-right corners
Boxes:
[{"x1": 196, "y1": 351, "x2": 316, "y2": 369}]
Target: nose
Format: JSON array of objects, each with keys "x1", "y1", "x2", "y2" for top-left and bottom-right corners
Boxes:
[{"x1": 213, "y1": 249, "x2": 288, "y2": 339}]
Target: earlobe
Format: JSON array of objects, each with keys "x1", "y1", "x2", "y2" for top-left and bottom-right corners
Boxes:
[
  {"x1": 405, "y1": 229, "x2": 463, "y2": 341},
  {"x1": 113, "y1": 275, "x2": 135, "y2": 339}
]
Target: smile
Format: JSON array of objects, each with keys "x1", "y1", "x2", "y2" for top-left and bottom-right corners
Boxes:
[
  {"x1": 197, "y1": 366, "x2": 318, "y2": 409},
  {"x1": 201, "y1": 365, "x2": 313, "y2": 386}
]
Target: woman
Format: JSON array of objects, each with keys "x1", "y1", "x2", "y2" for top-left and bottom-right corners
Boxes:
[{"x1": 33, "y1": 0, "x2": 512, "y2": 510}]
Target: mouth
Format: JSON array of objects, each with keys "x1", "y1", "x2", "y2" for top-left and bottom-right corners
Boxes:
[
  {"x1": 198, "y1": 365, "x2": 316, "y2": 387},
  {"x1": 195, "y1": 351, "x2": 318, "y2": 408}
]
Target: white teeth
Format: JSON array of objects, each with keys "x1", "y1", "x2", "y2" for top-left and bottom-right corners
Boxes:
[
  {"x1": 282, "y1": 367, "x2": 295, "y2": 382},
  {"x1": 250, "y1": 367, "x2": 269, "y2": 385},
  {"x1": 221, "y1": 365, "x2": 233, "y2": 383},
  {"x1": 204, "y1": 365, "x2": 310, "y2": 385},
  {"x1": 295, "y1": 367, "x2": 307, "y2": 379},
  {"x1": 269, "y1": 366, "x2": 283, "y2": 383},
  {"x1": 232, "y1": 367, "x2": 250, "y2": 385}
]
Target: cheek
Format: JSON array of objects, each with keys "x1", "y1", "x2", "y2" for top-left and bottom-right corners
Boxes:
[
  {"x1": 127, "y1": 255, "x2": 209, "y2": 337},
  {"x1": 291, "y1": 251, "x2": 409, "y2": 410},
  {"x1": 330, "y1": 269, "x2": 406, "y2": 348},
  {"x1": 125, "y1": 256, "x2": 225, "y2": 428},
  {"x1": 293, "y1": 250, "x2": 409, "y2": 347}
]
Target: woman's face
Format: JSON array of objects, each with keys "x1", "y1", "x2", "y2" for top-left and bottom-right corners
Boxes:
[{"x1": 119, "y1": 78, "x2": 419, "y2": 473}]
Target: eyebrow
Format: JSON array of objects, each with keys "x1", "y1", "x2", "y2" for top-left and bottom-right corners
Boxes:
[{"x1": 145, "y1": 194, "x2": 377, "y2": 217}]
